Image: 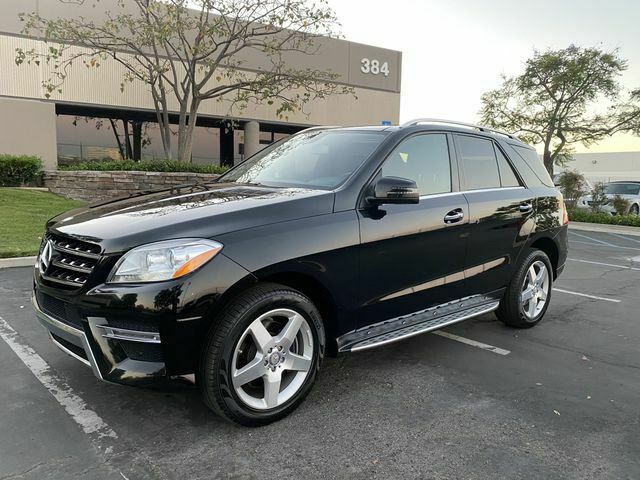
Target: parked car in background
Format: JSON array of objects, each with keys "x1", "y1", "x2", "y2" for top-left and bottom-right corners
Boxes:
[
  {"x1": 578, "y1": 181, "x2": 640, "y2": 215},
  {"x1": 553, "y1": 173, "x2": 593, "y2": 192},
  {"x1": 553, "y1": 172, "x2": 592, "y2": 209},
  {"x1": 33, "y1": 119, "x2": 568, "y2": 426}
]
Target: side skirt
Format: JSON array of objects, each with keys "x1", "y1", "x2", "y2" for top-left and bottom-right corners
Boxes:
[{"x1": 337, "y1": 290, "x2": 503, "y2": 353}]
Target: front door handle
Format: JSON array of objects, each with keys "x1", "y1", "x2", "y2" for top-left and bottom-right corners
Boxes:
[
  {"x1": 444, "y1": 208, "x2": 464, "y2": 224},
  {"x1": 519, "y1": 202, "x2": 533, "y2": 214}
]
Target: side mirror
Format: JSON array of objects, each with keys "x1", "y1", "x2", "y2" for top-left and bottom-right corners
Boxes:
[{"x1": 367, "y1": 176, "x2": 419, "y2": 205}]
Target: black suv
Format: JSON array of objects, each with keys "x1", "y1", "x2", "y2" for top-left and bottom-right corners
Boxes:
[{"x1": 33, "y1": 119, "x2": 568, "y2": 426}]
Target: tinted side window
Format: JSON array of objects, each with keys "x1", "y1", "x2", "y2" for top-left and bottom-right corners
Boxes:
[
  {"x1": 495, "y1": 146, "x2": 521, "y2": 187},
  {"x1": 456, "y1": 135, "x2": 501, "y2": 190},
  {"x1": 509, "y1": 144, "x2": 554, "y2": 187},
  {"x1": 381, "y1": 134, "x2": 451, "y2": 196}
]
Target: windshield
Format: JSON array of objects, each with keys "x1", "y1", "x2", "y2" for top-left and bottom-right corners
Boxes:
[
  {"x1": 218, "y1": 130, "x2": 386, "y2": 189},
  {"x1": 604, "y1": 183, "x2": 640, "y2": 195}
]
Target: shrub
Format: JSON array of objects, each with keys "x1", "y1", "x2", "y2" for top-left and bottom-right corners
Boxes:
[
  {"x1": 59, "y1": 159, "x2": 228, "y2": 175},
  {"x1": 589, "y1": 181, "x2": 607, "y2": 213},
  {"x1": 0, "y1": 154, "x2": 42, "y2": 186},
  {"x1": 556, "y1": 170, "x2": 587, "y2": 209},
  {"x1": 568, "y1": 209, "x2": 640, "y2": 227},
  {"x1": 612, "y1": 195, "x2": 631, "y2": 216}
]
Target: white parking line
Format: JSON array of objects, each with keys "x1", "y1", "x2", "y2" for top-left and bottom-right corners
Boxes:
[
  {"x1": 569, "y1": 231, "x2": 640, "y2": 251},
  {"x1": 0, "y1": 315, "x2": 117, "y2": 440},
  {"x1": 433, "y1": 331, "x2": 511, "y2": 356},
  {"x1": 568, "y1": 258, "x2": 640, "y2": 272},
  {"x1": 552, "y1": 288, "x2": 621, "y2": 303},
  {"x1": 608, "y1": 232, "x2": 640, "y2": 244}
]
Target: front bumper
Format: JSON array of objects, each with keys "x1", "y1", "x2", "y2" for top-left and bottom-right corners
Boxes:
[
  {"x1": 34, "y1": 294, "x2": 166, "y2": 385},
  {"x1": 32, "y1": 250, "x2": 256, "y2": 385}
]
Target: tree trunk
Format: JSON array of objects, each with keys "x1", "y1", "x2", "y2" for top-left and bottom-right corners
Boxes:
[
  {"x1": 132, "y1": 121, "x2": 142, "y2": 161},
  {"x1": 177, "y1": 100, "x2": 199, "y2": 162},
  {"x1": 543, "y1": 150, "x2": 554, "y2": 177},
  {"x1": 109, "y1": 119, "x2": 126, "y2": 160},
  {"x1": 123, "y1": 120, "x2": 133, "y2": 159}
]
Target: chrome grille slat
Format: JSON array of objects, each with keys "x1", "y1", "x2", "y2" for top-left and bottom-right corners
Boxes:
[
  {"x1": 53, "y1": 244, "x2": 101, "y2": 260},
  {"x1": 52, "y1": 259, "x2": 93, "y2": 274},
  {"x1": 42, "y1": 273, "x2": 86, "y2": 287}
]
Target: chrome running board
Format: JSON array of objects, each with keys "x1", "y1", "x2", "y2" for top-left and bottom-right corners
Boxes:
[{"x1": 337, "y1": 293, "x2": 501, "y2": 353}]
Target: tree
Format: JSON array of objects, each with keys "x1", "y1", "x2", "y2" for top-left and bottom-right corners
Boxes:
[
  {"x1": 479, "y1": 45, "x2": 640, "y2": 175},
  {"x1": 15, "y1": 0, "x2": 351, "y2": 162}
]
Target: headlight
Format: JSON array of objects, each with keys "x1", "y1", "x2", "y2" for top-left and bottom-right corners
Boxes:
[{"x1": 108, "y1": 239, "x2": 223, "y2": 283}]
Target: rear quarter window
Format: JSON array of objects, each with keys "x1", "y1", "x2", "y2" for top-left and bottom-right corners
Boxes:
[{"x1": 507, "y1": 144, "x2": 555, "y2": 188}]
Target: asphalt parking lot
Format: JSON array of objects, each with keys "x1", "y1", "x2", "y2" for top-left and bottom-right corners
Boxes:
[{"x1": 1, "y1": 228, "x2": 639, "y2": 480}]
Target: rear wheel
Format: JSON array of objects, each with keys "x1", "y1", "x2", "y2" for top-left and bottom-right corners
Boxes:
[
  {"x1": 630, "y1": 204, "x2": 639, "y2": 216},
  {"x1": 198, "y1": 283, "x2": 325, "y2": 426},
  {"x1": 496, "y1": 249, "x2": 552, "y2": 328}
]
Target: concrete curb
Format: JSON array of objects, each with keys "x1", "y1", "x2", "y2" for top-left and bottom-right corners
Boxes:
[
  {"x1": 569, "y1": 222, "x2": 640, "y2": 237},
  {"x1": 0, "y1": 256, "x2": 36, "y2": 269}
]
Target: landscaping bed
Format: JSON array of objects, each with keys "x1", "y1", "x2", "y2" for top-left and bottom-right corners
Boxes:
[
  {"x1": 59, "y1": 159, "x2": 228, "y2": 174},
  {"x1": 568, "y1": 209, "x2": 640, "y2": 227}
]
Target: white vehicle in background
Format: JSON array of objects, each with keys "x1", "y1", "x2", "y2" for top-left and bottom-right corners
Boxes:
[{"x1": 578, "y1": 181, "x2": 640, "y2": 215}]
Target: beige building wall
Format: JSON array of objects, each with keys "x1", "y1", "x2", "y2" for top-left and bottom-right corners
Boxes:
[
  {"x1": 0, "y1": 36, "x2": 400, "y2": 127},
  {"x1": 0, "y1": 96, "x2": 57, "y2": 169},
  {"x1": 560, "y1": 152, "x2": 640, "y2": 183}
]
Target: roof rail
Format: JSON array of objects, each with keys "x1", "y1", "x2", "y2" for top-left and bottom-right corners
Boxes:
[
  {"x1": 401, "y1": 118, "x2": 518, "y2": 140},
  {"x1": 298, "y1": 125, "x2": 340, "y2": 133}
]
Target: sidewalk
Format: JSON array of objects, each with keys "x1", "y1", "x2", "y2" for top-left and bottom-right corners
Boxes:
[
  {"x1": 569, "y1": 221, "x2": 640, "y2": 237},
  {"x1": 0, "y1": 256, "x2": 36, "y2": 269}
]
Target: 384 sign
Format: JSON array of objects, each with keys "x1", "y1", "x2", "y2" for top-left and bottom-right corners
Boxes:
[{"x1": 360, "y1": 58, "x2": 390, "y2": 77}]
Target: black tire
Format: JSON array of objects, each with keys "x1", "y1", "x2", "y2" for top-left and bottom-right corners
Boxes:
[
  {"x1": 630, "y1": 204, "x2": 639, "y2": 216},
  {"x1": 197, "y1": 283, "x2": 325, "y2": 427},
  {"x1": 496, "y1": 248, "x2": 553, "y2": 328}
]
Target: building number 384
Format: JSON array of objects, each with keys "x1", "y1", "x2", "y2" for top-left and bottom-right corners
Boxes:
[{"x1": 360, "y1": 58, "x2": 390, "y2": 76}]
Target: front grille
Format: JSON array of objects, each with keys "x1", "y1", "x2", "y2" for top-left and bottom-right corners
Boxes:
[
  {"x1": 37, "y1": 292, "x2": 83, "y2": 329},
  {"x1": 41, "y1": 234, "x2": 102, "y2": 289}
]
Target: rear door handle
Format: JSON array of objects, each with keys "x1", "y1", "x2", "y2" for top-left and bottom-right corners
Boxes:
[
  {"x1": 519, "y1": 202, "x2": 533, "y2": 214},
  {"x1": 444, "y1": 208, "x2": 464, "y2": 224}
]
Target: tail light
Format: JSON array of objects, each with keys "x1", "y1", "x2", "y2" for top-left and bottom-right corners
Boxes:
[{"x1": 562, "y1": 201, "x2": 569, "y2": 225}]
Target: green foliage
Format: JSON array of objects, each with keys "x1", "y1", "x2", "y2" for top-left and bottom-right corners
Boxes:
[
  {"x1": 0, "y1": 188, "x2": 83, "y2": 258},
  {"x1": 0, "y1": 154, "x2": 42, "y2": 186},
  {"x1": 589, "y1": 181, "x2": 608, "y2": 213},
  {"x1": 568, "y1": 209, "x2": 640, "y2": 227},
  {"x1": 15, "y1": 0, "x2": 352, "y2": 163},
  {"x1": 555, "y1": 170, "x2": 587, "y2": 209},
  {"x1": 59, "y1": 160, "x2": 228, "y2": 174},
  {"x1": 612, "y1": 195, "x2": 631, "y2": 215},
  {"x1": 480, "y1": 45, "x2": 640, "y2": 175}
]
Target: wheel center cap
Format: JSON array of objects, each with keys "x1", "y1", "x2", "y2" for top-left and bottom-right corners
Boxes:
[{"x1": 268, "y1": 351, "x2": 281, "y2": 366}]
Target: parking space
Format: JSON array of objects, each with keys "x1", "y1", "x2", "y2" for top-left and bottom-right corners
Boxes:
[{"x1": 1, "y1": 229, "x2": 639, "y2": 479}]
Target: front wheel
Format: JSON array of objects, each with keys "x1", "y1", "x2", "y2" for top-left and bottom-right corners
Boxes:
[
  {"x1": 496, "y1": 248, "x2": 553, "y2": 328},
  {"x1": 629, "y1": 204, "x2": 639, "y2": 216},
  {"x1": 198, "y1": 283, "x2": 325, "y2": 427}
]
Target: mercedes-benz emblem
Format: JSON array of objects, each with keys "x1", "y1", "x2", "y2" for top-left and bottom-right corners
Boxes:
[{"x1": 39, "y1": 240, "x2": 52, "y2": 273}]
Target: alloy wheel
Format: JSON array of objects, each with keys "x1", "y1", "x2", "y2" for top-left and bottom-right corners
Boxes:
[
  {"x1": 520, "y1": 260, "x2": 550, "y2": 320},
  {"x1": 231, "y1": 308, "x2": 314, "y2": 410}
]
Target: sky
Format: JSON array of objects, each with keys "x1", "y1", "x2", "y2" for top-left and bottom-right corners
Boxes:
[{"x1": 326, "y1": 0, "x2": 640, "y2": 153}]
